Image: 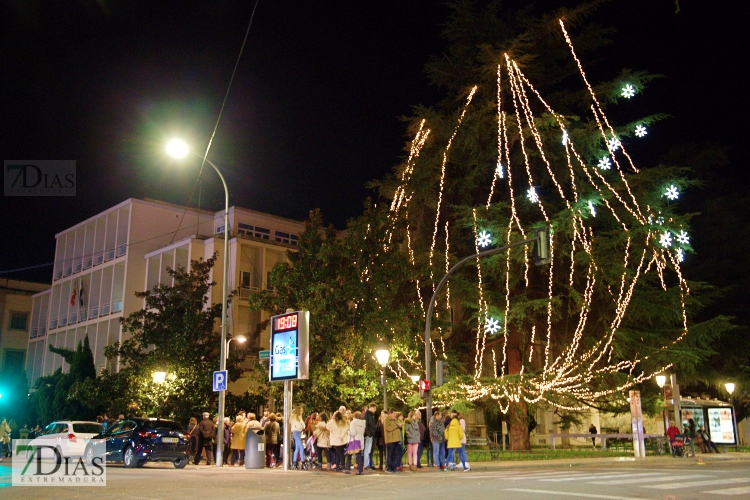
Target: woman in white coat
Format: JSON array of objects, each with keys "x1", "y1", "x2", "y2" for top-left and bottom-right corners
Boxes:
[
  {"x1": 326, "y1": 410, "x2": 350, "y2": 471},
  {"x1": 347, "y1": 412, "x2": 366, "y2": 475}
]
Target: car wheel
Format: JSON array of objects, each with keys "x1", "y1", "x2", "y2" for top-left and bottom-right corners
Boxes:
[
  {"x1": 84, "y1": 445, "x2": 95, "y2": 465},
  {"x1": 174, "y1": 457, "x2": 189, "y2": 469},
  {"x1": 123, "y1": 447, "x2": 138, "y2": 468}
]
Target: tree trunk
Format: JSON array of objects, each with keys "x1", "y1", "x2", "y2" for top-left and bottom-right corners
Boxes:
[{"x1": 506, "y1": 330, "x2": 531, "y2": 450}]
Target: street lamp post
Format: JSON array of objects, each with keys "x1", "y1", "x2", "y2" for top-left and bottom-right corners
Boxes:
[
  {"x1": 656, "y1": 374, "x2": 668, "y2": 435},
  {"x1": 226, "y1": 334, "x2": 247, "y2": 360},
  {"x1": 375, "y1": 342, "x2": 390, "y2": 470},
  {"x1": 166, "y1": 139, "x2": 230, "y2": 467}
]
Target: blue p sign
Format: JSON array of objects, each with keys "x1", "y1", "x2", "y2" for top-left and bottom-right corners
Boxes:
[{"x1": 213, "y1": 370, "x2": 227, "y2": 392}]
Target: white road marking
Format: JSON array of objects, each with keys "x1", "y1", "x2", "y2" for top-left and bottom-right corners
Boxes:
[
  {"x1": 539, "y1": 472, "x2": 656, "y2": 482},
  {"x1": 703, "y1": 486, "x2": 750, "y2": 496},
  {"x1": 593, "y1": 474, "x2": 713, "y2": 485},
  {"x1": 457, "y1": 471, "x2": 586, "y2": 480},
  {"x1": 645, "y1": 478, "x2": 750, "y2": 490},
  {"x1": 504, "y1": 488, "x2": 648, "y2": 500}
]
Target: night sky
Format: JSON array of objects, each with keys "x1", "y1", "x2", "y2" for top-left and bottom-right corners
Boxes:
[{"x1": 1, "y1": 1, "x2": 746, "y2": 284}]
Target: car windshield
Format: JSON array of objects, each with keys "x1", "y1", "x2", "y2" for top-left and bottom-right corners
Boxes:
[
  {"x1": 150, "y1": 421, "x2": 183, "y2": 432},
  {"x1": 73, "y1": 423, "x2": 104, "y2": 434}
]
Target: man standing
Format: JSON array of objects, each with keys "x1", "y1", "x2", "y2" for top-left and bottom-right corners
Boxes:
[
  {"x1": 364, "y1": 403, "x2": 377, "y2": 469},
  {"x1": 194, "y1": 412, "x2": 215, "y2": 465},
  {"x1": 429, "y1": 411, "x2": 446, "y2": 469},
  {"x1": 588, "y1": 423, "x2": 597, "y2": 447},
  {"x1": 384, "y1": 409, "x2": 402, "y2": 473}
]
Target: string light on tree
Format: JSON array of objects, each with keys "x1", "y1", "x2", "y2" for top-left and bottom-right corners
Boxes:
[
  {"x1": 496, "y1": 162, "x2": 505, "y2": 179},
  {"x1": 664, "y1": 185, "x2": 679, "y2": 200},
  {"x1": 634, "y1": 124, "x2": 648, "y2": 137},
  {"x1": 621, "y1": 84, "x2": 636, "y2": 98},
  {"x1": 485, "y1": 316, "x2": 502, "y2": 335},
  {"x1": 607, "y1": 137, "x2": 621, "y2": 152},
  {"x1": 527, "y1": 187, "x2": 539, "y2": 203},
  {"x1": 676, "y1": 229, "x2": 689, "y2": 245},
  {"x1": 477, "y1": 230, "x2": 492, "y2": 248},
  {"x1": 597, "y1": 156, "x2": 612, "y2": 170},
  {"x1": 660, "y1": 231, "x2": 673, "y2": 248}
]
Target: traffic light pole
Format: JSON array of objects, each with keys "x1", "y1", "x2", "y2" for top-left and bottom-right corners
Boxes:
[{"x1": 424, "y1": 231, "x2": 548, "y2": 424}]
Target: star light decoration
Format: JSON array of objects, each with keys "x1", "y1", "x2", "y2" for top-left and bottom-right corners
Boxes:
[
  {"x1": 477, "y1": 230, "x2": 492, "y2": 248},
  {"x1": 607, "y1": 137, "x2": 621, "y2": 152},
  {"x1": 634, "y1": 124, "x2": 648, "y2": 137},
  {"x1": 676, "y1": 248, "x2": 684, "y2": 262},
  {"x1": 485, "y1": 316, "x2": 502, "y2": 335},
  {"x1": 597, "y1": 156, "x2": 612, "y2": 170},
  {"x1": 562, "y1": 130, "x2": 569, "y2": 145},
  {"x1": 588, "y1": 200, "x2": 596, "y2": 217},
  {"x1": 664, "y1": 185, "x2": 679, "y2": 200},
  {"x1": 527, "y1": 187, "x2": 539, "y2": 203},
  {"x1": 621, "y1": 84, "x2": 636, "y2": 98},
  {"x1": 660, "y1": 231, "x2": 673, "y2": 248},
  {"x1": 676, "y1": 230, "x2": 689, "y2": 245}
]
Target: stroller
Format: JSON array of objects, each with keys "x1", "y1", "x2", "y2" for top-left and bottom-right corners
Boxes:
[
  {"x1": 671, "y1": 434, "x2": 685, "y2": 457},
  {"x1": 301, "y1": 435, "x2": 318, "y2": 470}
]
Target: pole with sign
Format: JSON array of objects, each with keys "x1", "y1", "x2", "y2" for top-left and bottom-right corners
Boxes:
[{"x1": 269, "y1": 310, "x2": 309, "y2": 471}]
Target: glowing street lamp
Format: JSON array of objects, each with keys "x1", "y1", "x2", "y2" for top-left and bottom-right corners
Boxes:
[
  {"x1": 655, "y1": 375, "x2": 667, "y2": 388},
  {"x1": 153, "y1": 371, "x2": 167, "y2": 384},
  {"x1": 166, "y1": 138, "x2": 230, "y2": 467},
  {"x1": 410, "y1": 374, "x2": 420, "y2": 384},
  {"x1": 226, "y1": 334, "x2": 248, "y2": 360},
  {"x1": 725, "y1": 382, "x2": 735, "y2": 395}
]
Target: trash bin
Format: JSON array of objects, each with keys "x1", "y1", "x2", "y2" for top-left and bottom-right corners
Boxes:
[{"x1": 245, "y1": 429, "x2": 265, "y2": 469}]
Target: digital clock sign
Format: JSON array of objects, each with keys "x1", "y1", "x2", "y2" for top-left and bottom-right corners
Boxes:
[{"x1": 269, "y1": 310, "x2": 309, "y2": 382}]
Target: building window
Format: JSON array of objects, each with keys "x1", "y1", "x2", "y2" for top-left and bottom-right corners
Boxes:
[
  {"x1": 290, "y1": 234, "x2": 299, "y2": 246},
  {"x1": 216, "y1": 225, "x2": 225, "y2": 234},
  {"x1": 275, "y1": 231, "x2": 291, "y2": 244},
  {"x1": 255, "y1": 226, "x2": 270, "y2": 239},
  {"x1": 240, "y1": 271, "x2": 251, "y2": 288},
  {"x1": 238, "y1": 223, "x2": 270, "y2": 240},
  {"x1": 10, "y1": 312, "x2": 28, "y2": 331}
]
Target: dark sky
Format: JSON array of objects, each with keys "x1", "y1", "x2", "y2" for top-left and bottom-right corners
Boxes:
[{"x1": 1, "y1": 0, "x2": 746, "y2": 283}]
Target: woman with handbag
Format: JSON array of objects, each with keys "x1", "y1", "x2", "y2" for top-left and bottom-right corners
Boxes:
[
  {"x1": 326, "y1": 411, "x2": 350, "y2": 471},
  {"x1": 404, "y1": 411, "x2": 421, "y2": 471},
  {"x1": 346, "y1": 411, "x2": 366, "y2": 475},
  {"x1": 314, "y1": 413, "x2": 331, "y2": 469}
]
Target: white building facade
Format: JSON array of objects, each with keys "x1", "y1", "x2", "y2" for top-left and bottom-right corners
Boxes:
[{"x1": 26, "y1": 198, "x2": 305, "y2": 393}]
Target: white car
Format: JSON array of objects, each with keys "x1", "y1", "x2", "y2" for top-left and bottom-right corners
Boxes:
[{"x1": 30, "y1": 421, "x2": 104, "y2": 458}]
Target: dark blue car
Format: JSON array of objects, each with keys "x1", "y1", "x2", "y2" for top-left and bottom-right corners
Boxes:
[{"x1": 85, "y1": 418, "x2": 190, "y2": 468}]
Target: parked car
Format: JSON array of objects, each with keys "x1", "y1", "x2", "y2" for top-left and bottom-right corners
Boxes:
[
  {"x1": 30, "y1": 421, "x2": 104, "y2": 458},
  {"x1": 84, "y1": 418, "x2": 190, "y2": 468}
]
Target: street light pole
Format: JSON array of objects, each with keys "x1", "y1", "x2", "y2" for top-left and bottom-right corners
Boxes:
[{"x1": 424, "y1": 233, "x2": 546, "y2": 424}]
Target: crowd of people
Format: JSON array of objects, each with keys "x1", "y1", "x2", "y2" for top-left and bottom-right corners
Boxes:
[{"x1": 186, "y1": 404, "x2": 471, "y2": 473}]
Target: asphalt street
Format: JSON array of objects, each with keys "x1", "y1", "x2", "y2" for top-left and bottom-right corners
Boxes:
[{"x1": 2, "y1": 455, "x2": 749, "y2": 499}]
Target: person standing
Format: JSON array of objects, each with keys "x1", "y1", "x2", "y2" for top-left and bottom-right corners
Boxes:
[
  {"x1": 666, "y1": 420, "x2": 680, "y2": 456},
  {"x1": 429, "y1": 411, "x2": 446, "y2": 470},
  {"x1": 259, "y1": 410, "x2": 270, "y2": 428},
  {"x1": 186, "y1": 417, "x2": 198, "y2": 458},
  {"x1": 589, "y1": 423, "x2": 598, "y2": 447},
  {"x1": 364, "y1": 403, "x2": 377, "y2": 470},
  {"x1": 418, "y1": 410, "x2": 429, "y2": 468},
  {"x1": 314, "y1": 413, "x2": 331, "y2": 469},
  {"x1": 193, "y1": 412, "x2": 215, "y2": 465},
  {"x1": 685, "y1": 420, "x2": 697, "y2": 458},
  {"x1": 0, "y1": 418, "x2": 11, "y2": 458},
  {"x1": 327, "y1": 411, "x2": 350, "y2": 471},
  {"x1": 230, "y1": 415, "x2": 246, "y2": 466},
  {"x1": 444, "y1": 411, "x2": 464, "y2": 471},
  {"x1": 384, "y1": 409, "x2": 402, "y2": 473},
  {"x1": 347, "y1": 411, "x2": 366, "y2": 475},
  {"x1": 290, "y1": 407, "x2": 306, "y2": 469},
  {"x1": 375, "y1": 411, "x2": 386, "y2": 471},
  {"x1": 264, "y1": 414, "x2": 280, "y2": 467},
  {"x1": 457, "y1": 411, "x2": 470, "y2": 471},
  {"x1": 404, "y1": 410, "x2": 421, "y2": 471}
]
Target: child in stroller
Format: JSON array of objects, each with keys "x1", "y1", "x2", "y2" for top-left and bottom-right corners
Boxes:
[
  {"x1": 294, "y1": 435, "x2": 318, "y2": 470},
  {"x1": 671, "y1": 434, "x2": 685, "y2": 457}
]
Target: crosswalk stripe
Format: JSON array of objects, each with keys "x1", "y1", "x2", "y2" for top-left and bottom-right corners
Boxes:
[
  {"x1": 645, "y1": 478, "x2": 750, "y2": 490},
  {"x1": 592, "y1": 474, "x2": 713, "y2": 485},
  {"x1": 458, "y1": 471, "x2": 586, "y2": 480},
  {"x1": 703, "y1": 486, "x2": 750, "y2": 496},
  {"x1": 540, "y1": 472, "x2": 655, "y2": 482},
  {"x1": 504, "y1": 488, "x2": 646, "y2": 500}
]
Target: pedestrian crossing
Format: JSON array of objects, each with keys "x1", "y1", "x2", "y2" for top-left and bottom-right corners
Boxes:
[{"x1": 461, "y1": 468, "x2": 750, "y2": 497}]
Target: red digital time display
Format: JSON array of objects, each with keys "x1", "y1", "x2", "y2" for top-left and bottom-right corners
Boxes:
[{"x1": 275, "y1": 313, "x2": 298, "y2": 331}]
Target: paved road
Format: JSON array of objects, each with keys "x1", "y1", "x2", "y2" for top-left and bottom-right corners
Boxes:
[{"x1": 2, "y1": 456, "x2": 749, "y2": 499}]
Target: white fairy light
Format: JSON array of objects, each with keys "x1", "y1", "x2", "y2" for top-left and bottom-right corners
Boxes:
[
  {"x1": 607, "y1": 137, "x2": 621, "y2": 152},
  {"x1": 660, "y1": 231, "x2": 673, "y2": 248},
  {"x1": 664, "y1": 185, "x2": 679, "y2": 200},
  {"x1": 562, "y1": 130, "x2": 569, "y2": 145},
  {"x1": 485, "y1": 317, "x2": 501, "y2": 335},
  {"x1": 621, "y1": 84, "x2": 635, "y2": 98},
  {"x1": 598, "y1": 156, "x2": 612, "y2": 170},
  {"x1": 588, "y1": 200, "x2": 596, "y2": 217},
  {"x1": 676, "y1": 248, "x2": 684, "y2": 262},
  {"x1": 527, "y1": 187, "x2": 539, "y2": 203},
  {"x1": 496, "y1": 162, "x2": 504, "y2": 179},
  {"x1": 477, "y1": 230, "x2": 492, "y2": 248},
  {"x1": 634, "y1": 124, "x2": 647, "y2": 137},
  {"x1": 676, "y1": 230, "x2": 689, "y2": 245}
]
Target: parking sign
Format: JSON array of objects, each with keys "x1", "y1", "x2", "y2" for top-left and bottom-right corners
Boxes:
[{"x1": 213, "y1": 370, "x2": 227, "y2": 391}]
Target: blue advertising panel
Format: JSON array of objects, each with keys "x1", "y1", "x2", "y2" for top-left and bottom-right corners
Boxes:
[{"x1": 269, "y1": 311, "x2": 309, "y2": 382}]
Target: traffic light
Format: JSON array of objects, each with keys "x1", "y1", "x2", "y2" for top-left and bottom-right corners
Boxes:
[
  {"x1": 436, "y1": 360, "x2": 449, "y2": 386},
  {"x1": 419, "y1": 380, "x2": 430, "y2": 398},
  {"x1": 534, "y1": 227, "x2": 551, "y2": 266}
]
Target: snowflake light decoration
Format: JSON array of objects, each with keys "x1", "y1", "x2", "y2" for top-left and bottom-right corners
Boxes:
[
  {"x1": 527, "y1": 187, "x2": 539, "y2": 203},
  {"x1": 634, "y1": 124, "x2": 648, "y2": 137},
  {"x1": 485, "y1": 316, "x2": 502, "y2": 335},
  {"x1": 676, "y1": 248, "x2": 684, "y2": 263},
  {"x1": 562, "y1": 130, "x2": 569, "y2": 145},
  {"x1": 676, "y1": 230, "x2": 689, "y2": 245},
  {"x1": 597, "y1": 156, "x2": 612, "y2": 170},
  {"x1": 607, "y1": 137, "x2": 621, "y2": 152},
  {"x1": 588, "y1": 200, "x2": 596, "y2": 217},
  {"x1": 496, "y1": 162, "x2": 504, "y2": 179},
  {"x1": 621, "y1": 84, "x2": 636, "y2": 98},
  {"x1": 660, "y1": 231, "x2": 673, "y2": 248},
  {"x1": 664, "y1": 185, "x2": 679, "y2": 200},
  {"x1": 477, "y1": 230, "x2": 492, "y2": 248}
]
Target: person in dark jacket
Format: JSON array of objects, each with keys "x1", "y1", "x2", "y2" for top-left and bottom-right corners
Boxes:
[
  {"x1": 375, "y1": 411, "x2": 386, "y2": 470},
  {"x1": 194, "y1": 412, "x2": 215, "y2": 465},
  {"x1": 364, "y1": 403, "x2": 378, "y2": 469}
]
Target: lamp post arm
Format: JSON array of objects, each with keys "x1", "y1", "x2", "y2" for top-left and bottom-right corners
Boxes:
[{"x1": 424, "y1": 235, "x2": 540, "y2": 422}]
